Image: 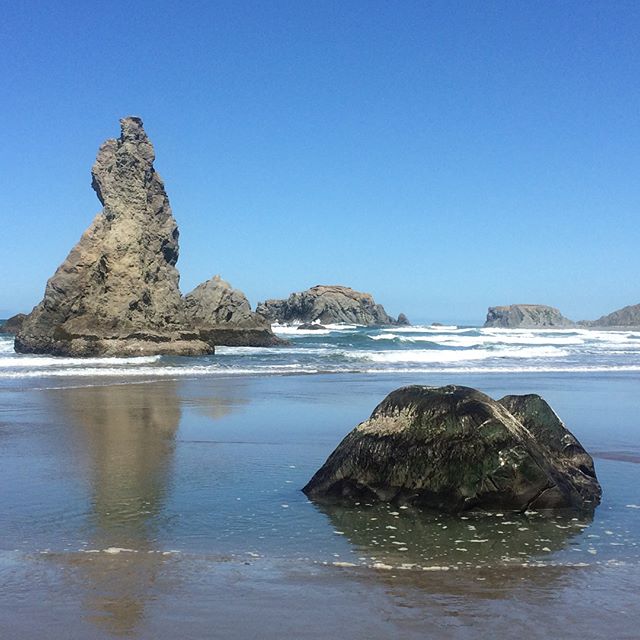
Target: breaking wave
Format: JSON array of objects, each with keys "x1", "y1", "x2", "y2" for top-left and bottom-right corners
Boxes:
[{"x1": 2, "y1": 324, "x2": 640, "y2": 380}]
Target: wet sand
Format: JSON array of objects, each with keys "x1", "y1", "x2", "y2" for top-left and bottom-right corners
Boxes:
[{"x1": 1, "y1": 373, "x2": 639, "y2": 638}]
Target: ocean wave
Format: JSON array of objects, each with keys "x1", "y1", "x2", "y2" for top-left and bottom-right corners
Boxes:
[
  {"x1": 0, "y1": 355, "x2": 162, "y2": 368},
  {"x1": 271, "y1": 323, "x2": 359, "y2": 336},
  {"x1": 3, "y1": 362, "x2": 640, "y2": 380},
  {"x1": 378, "y1": 325, "x2": 463, "y2": 333},
  {"x1": 0, "y1": 363, "x2": 325, "y2": 379},
  {"x1": 351, "y1": 346, "x2": 569, "y2": 364},
  {"x1": 0, "y1": 339, "x2": 15, "y2": 354}
]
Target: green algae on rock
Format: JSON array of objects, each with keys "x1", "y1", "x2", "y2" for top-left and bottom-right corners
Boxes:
[{"x1": 303, "y1": 385, "x2": 601, "y2": 513}]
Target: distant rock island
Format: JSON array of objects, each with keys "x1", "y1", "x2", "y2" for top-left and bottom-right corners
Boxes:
[
  {"x1": 484, "y1": 304, "x2": 574, "y2": 328},
  {"x1": 0, "y1": 313, "x2": 27, "y2": 335},
  {"x1": 579, "y1": 303, "x2": 640, "y2": 329},
  {"x1": 256, "y1": 285, "x2": 409, "y2": 326},
  {"x1": 304, "y1": 385, "x2": 601, "y2": 512},
  {"x1": 15, "y1": 117, "x2": 279, "y2": 356},
  {"x1": 484, "y1": 302, "x2": 640, "y2": 329}
]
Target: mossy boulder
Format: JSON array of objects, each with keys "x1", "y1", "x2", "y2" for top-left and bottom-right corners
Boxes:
[{"x1": 303, "y1": 385, "x2": 601, "y2": 513}]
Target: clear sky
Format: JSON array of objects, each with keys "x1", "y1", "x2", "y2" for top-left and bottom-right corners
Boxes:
[{"x1": 1, "y1": 1, "x2": 638, "y2": 324}]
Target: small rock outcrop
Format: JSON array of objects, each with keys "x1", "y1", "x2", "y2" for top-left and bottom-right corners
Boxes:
[
  {"x1": 15, "y1": 117, "x2": 212, "y2": 356},
  {"x1": 256, "y1": 285, "x2": 408, "y2": 326},
  {"x1": 303, "y1": 385, "x2": 601, "y2": 512},
  {"x1": 396, "y1": 313, "x2": 410, "y2": 326},
  {"x1": 297, "y1": 323, "x2": 327, "y2": 331},
  {"x1": 484, "y1": 304, "x2": 574, "y2": 328},
  {"x1": 1, "y1": 313, "x2": 27, "y2": 335},
  {"x1": 580, "y1": 303, "x2": 640, "y2": 328},
  {"x1": 184, "y1": 276, "x2": 282, "y2": 346}
]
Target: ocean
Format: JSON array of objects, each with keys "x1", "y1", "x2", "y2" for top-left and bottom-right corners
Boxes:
[{"x1": 1, "y1": 324, "x2": 639, "y2": 638}]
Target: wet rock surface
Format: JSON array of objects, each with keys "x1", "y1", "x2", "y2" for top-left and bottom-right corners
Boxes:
[{"x1": 303, "y1": 385, "x2": 601, "y2": 513}]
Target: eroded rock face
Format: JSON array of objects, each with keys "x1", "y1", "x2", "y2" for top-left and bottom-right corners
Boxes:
[
  {"x1": 484, "y1": 304, "x2": 574, "y2": 328},
  {"x1": 303, "y1": 385, "x2": 601, "y2": 513},
  {"x1": 15, "y1": 117, "x2": 212, "y2": 356},
  {"x1": 184, "y1": 276, "x2": 282, "y2": 346},
  {"x1": 256, "y1": 285, "x2": 407, "y2": 326}
]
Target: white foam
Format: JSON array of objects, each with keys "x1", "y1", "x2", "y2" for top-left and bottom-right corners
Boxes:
[
  {"x1": 353, "y1": 346, "x2": 569, "y2": 364},
  {"x1": 0, "y1": 363, "x2": 324, "y2": 379},
  {"x1": 380, "y1": 325, "x2": 464, "y2": 333},
  {"x1": 0, "y1": 338, "x2": 15, "y2": 354},
  {"x1": 271, "y1": 322, "x2": 359, "y2": 336},
  {"x1": 0, "y1": 355, "x2": 162, "y2": 368}
]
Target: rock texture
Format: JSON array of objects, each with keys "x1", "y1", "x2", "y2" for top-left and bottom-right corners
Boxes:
[
  {"x1": 297, "y1": 323, "x2": 327, "y2": 331},
  {"x1": 15, "y1": 117, "x2": 212, "y2": 356},
  {"x1": 580, "y1": 303, "x2": 640, "y2": 328},
  {"x1": 256, "y1": 285, "x2": 407, "y2": 326},
  {"x1": 184, "y1": 276, "x2": 283, "y2": 346},
  {"x1": 1, "y1": 313, "x2": 27, "y2": 335},
  {"x1": 303, "y1": 385, "x2": 601, "y2": 513},
  {"x1": 484, "y1": 304, "x2": 574, "y2": 328}
]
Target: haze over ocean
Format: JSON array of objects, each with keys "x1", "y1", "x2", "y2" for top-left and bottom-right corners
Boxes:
[{"x1": 1, "y1": 1, "x2": 639, "y2": 324}]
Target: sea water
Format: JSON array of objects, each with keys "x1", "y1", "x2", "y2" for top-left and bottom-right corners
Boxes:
[{"x1": 0, "y1": 326, "x2": 639, "y2": 638}]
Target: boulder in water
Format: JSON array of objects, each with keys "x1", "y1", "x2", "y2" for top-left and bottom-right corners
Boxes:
[{"x1": 303, "y1": 385, "x2": 601, "y2": 513}]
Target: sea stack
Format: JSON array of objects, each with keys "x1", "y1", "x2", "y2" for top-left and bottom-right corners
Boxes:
[
  {"x1": 184, "y1": 276, "x2": 283, "y2": 346},
  {"x1": 303, "y1": 385, "x2": 601, "y2": 512},
  {"x1": 15, "y1": 117, "x2": 212, "y2": 356},
  {"x1": 256, "y1": 285, "x2": 408, "y2": 326},
  {"x1": 484, "y1": 304, "x2": 574, "y2": 328}
]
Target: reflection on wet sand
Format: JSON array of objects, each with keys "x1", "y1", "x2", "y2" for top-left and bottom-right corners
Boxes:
[
  {"x1": 178, "y1": 377, "x2": 251, "y2": 421},
  {"x1": 47, "y1": 381, "x2": 181, "y2": 636},
  {"x1": 316, "y1": 501, "x2": 593, "y2": 578}
]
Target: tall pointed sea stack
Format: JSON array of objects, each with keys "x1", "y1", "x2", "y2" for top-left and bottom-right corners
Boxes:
[{"x1": 15, "y1": 117, "x2": 212, "y2": 356}]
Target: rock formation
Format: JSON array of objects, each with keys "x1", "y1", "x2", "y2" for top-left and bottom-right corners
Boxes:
[
  {"x1": 297, "y1": 323, "x2": 327, "y2": 331},
  {"x1": 15, "y1": 117, "x2": 212, "y2": 356},
  {"x1": 580, "y1": 303, "x2": 640, "y2": 328},
  {"x1": 303, "y1": 385, "x2": 601, "y2": 512},
  {"x1": 484, "y1": 304, "x2": 574, "y2": 328},
  {"x1": 1, "y1": 313, "x2": 27, "y2": 335},
  {"x1": 184, "y1": 276, "x2": 283, "y2": 346},
  {"x1": 256, "y1": 285, "x2": 408, "y2": 326}
]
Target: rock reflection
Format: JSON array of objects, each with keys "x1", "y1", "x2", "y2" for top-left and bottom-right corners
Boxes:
[
  {"x1": 316, "y1": 501, "x2": 593, "y2": 574},
  {"x1": 51, "y1": 381, "x2": 181, "y2": 636},
  {"x1": 179, "y1": 377, "x2": 251, "y2": 421}
]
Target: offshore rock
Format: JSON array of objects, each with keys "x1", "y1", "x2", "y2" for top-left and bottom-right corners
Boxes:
[
  {"x1": 1, "y1": 313, "x2": 27, "y2": 335},
  {"x1": 184, "y1": 276, "x2": 283, "y2": 346},
  {"x1": 484, "y1": 304, "x2": 574, "y2": 328},
  {"x1": 303, "y1": 385, "x2": 601, "y2": 513},
  {"x1": 580, "y1": 303, "x2": 640, "y2": 328},
  {"x1": 15, "y1": 117, "x2": 212, "y2": 356},
  {"x1": 256, "y1": 285, "x2": 407, "y2": 326}
]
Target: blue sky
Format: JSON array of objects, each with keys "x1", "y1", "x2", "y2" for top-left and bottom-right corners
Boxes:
[{"x1": 1, "y1": 1, "x2": 638, "y2": 324}]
